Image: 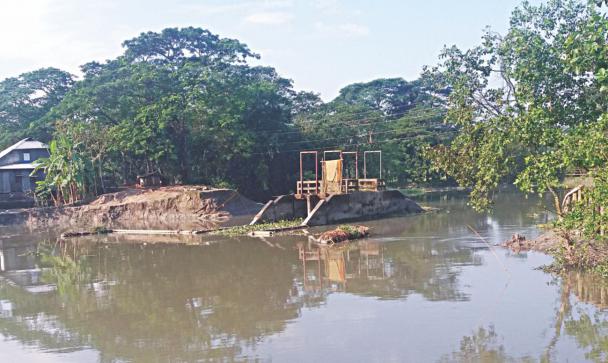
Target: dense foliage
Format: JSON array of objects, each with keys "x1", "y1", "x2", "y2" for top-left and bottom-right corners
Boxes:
[
  {"x1": 0, "y1": 68, "x2": 74, "y2": 147},
  {"x1": 294, "y1": 78, "x2": 453, "y2": 185},
  {"x1": 426, "y1": 0, "x2": 608, "y2": 218},
  {"x1": 33, "y1": 132, "x2": 93, "y2": 206},
  {"x1": 0, "y1": 28, "x2": 450, "y2": 204}
]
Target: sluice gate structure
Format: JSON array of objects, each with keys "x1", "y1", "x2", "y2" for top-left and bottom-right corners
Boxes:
[{"x1": 250, "y1": 150, "x2": 422, "y2": 227}]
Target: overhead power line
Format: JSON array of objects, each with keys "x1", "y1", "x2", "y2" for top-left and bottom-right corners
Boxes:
[
  {"x1": 247, "y1": 108, "x2": 446, "y2": 137},
  {"x1": 246, "y1": 132, "x2": 454, "y2": 157},
  {"x1": 257, "y1": 116, "x2": 453, "y2": 148}
]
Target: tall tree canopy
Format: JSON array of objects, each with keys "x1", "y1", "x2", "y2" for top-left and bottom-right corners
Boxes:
[
  {"x1": 426, "y1": 0, "x2": 607, "y2": 212},
  {"x1": 42, "y1": 27, "x2": 301, "y2": 201},
  {"x1": 332, "y1": 78, "x2": 429, "y2": 117},
  {"x1": 0, "y1": 26, "x2": 451, "y2": 204},
  {"x1": 0, "y1": 67, "x2": 74, "y2": 148}
]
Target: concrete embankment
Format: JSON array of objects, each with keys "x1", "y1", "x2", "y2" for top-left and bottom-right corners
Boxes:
[
  {"x1": 253, "y1": 190, "x2": 423, "y2": 226},
  {"x1": 0, "y1": 186, "x2": 261, "y2": 231}
]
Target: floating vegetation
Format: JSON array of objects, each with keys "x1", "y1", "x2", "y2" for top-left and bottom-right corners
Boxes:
[
  {"x1": 317, "y1": 225, "x2": 370, "y2": 244},
  {"x1": 211, "y1": 219, "x2": 305, "y2": 236}
]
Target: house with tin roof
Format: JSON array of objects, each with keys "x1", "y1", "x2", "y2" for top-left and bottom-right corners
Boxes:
[{"x1": 0, "y1": 138, "x2": 49, "y2": 196}]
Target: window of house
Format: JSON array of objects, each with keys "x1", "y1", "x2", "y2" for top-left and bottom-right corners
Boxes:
[{"x1": 23, "y1": 152, "x2": 30, "y2": 161}]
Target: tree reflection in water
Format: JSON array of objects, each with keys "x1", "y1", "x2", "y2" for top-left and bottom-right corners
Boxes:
[
  {"x1": 0, "y1": 233, "x2": 482, "y2": 361},
  {"x1": 0, "y1": 238, "x2": 299, "y2": 361},
  {"x1": 441, "y1": 272, "x2": 608, "y2": 363},
  {"x1": 0, "y1": 189, "x2": 604, "y2": 363},
  {"x1": 38, "y1": 241, "x2": 93, "y2": 300},
  {"x1": 561, "y1": 272, "x2": 608, "y2": 363},
  {"x1": 439, "y1": 325, "x2": 533, "y2": 363}
]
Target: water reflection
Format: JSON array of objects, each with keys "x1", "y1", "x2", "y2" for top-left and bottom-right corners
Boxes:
[
  {"x1": 561, "y1": 272, "x2": 608, "y2": 363},
  {"x1": 0, "y1": 191, "x2": 605, "y2": 362},
  {"x1": 0, "y1": 233, "x2": 481, "y2": 360},
  {"x1": 298, "y1": 238, "x2": 480, "y2": 301},
  {"x1": 439, "y1": 326, "x2": 527, "y2": 362},
  {"x1": 0, "y1": 239, "x2": 299, "y2": 361},
  {"x1": 0, "y1": 240, "x2": 37, "y2": 272},
  {"x1": 441, "y1": 272, "x2": 608, "y2": 363}
]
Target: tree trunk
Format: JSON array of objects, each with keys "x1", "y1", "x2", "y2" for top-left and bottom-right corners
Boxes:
[
  {"x1": 99, "y1": 158, "x2": 105, "y2": 193},
  {"x1": 548, "y1": 185, "x2": 563, "y2": 219}
]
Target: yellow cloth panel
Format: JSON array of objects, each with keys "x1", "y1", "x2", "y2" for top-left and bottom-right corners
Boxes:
[{"x1": 323, "y1": 159, "x2": 342, "y2": 194}]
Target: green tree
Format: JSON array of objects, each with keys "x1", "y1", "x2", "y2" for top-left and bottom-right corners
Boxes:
[
  {"x1": 33, "y1": 130, "x2": 94, "y2": 206},
  {"x1": 426, "y1": 0, "x2": 605, "y2": 213},
  {"x1": 294, "y1": 77, "x2": 451, "y2": 186},
  {"x1": 0, "y1": 67, "x2": 74, "y2": 148},
  {"x1": 333, "y1": 78, "x2": 429, "y2": 117},
  {"x1": 49, "y1": 27, "x2": 301, "y2": 199}
]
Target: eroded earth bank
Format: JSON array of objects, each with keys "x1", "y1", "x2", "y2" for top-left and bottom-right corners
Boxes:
[{"x1": 0, "y1": 186, "x2": 262, "y2": 231}]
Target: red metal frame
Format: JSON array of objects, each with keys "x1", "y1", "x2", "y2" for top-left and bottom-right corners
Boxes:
[
  {"x1": 299, "y1": 151, "x2": 319, "y2": 195},
  {"x1": 297, "y1": 149, "x2": 382, "y2": 196}
]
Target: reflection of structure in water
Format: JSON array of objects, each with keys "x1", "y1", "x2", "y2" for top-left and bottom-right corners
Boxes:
[
  {"x1": 0, "y1": 240, "x2": 56, "y2": 293},
  {"x1": 0, "y1": 240, "x2": 37, "y2": 272},
  {"x1": 298, "y1": 239, "x2": 387, "y2": 292}
]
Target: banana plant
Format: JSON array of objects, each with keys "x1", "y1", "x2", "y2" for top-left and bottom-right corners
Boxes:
[{"x1": 32, "y1": 135, "x2": 94, "y2": 206}]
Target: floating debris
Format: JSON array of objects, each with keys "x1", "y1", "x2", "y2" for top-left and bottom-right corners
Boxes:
[{"x1": 317, "y1": 225, "x2": 370, "y2": 244}]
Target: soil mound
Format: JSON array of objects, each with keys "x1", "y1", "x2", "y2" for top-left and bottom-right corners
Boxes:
[
  {"x1": 501, "y1": 231, "x2": 562, "y2": 252},
  {"x1": 2, "y1": 186, "x2": 261, "y2": 230},
  {"x1": 502, "y1": 229, "x2": 608, "y2": 271}
]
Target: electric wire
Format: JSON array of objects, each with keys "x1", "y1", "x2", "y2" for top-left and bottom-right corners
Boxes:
[{"x1": 249, "y1": 107, "x2": 446, "y2": 137}]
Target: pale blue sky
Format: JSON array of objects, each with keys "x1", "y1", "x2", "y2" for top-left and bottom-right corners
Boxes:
[{"x1": 0, "y1": 0, "x2": 540, "y2": 100}]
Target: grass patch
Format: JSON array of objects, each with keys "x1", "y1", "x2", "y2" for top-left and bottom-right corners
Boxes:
[
  {"x1": 211, "y1": 219, "x2": 304, "y2": 236},
  {"x1": 400, "y1": 188, "x2": 426, "y2": 197},
  {"x1": 336, "y1": 225, "x2": 365, "y2": 239}
]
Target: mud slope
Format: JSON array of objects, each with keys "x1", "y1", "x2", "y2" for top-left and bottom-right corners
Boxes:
[{"x1": 0, "y1": 186, "x2": 261, "y2": 230}]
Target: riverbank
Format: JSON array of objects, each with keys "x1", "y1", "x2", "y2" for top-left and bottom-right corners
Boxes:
[
  {"x1": 0, "y1": 185, "x2": 261, "y2": 230},
  {"x1": 502, "y1": 228, "x2": 608, "y2": 277},
  {"x1": 1, "y1": 186, "x2": 427, "y2": 234}
]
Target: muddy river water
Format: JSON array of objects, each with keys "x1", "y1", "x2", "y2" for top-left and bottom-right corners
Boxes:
[{"x1": 1, "y1": 192, "x2": 608, "y2": 362}]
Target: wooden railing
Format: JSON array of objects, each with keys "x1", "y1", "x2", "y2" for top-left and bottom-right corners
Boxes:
[
  {"x1": 297, "y1": 180, "x2": 321, "y2": 195},
  {"x1": 297, "y1": 178, "x2": 386, "y2": 196},
  {"x1": 358, "y1": 179, "x2": 386, "y2": 192},
  {"x1": 341, "y1": 179, "x2": 359, "y2": 193},
  {"x1": 562, "y1": 185, "x2": 585, "y2": 213},
  {"x1": 562, "y1": 184, "x2": 607, "y2": 235}
]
